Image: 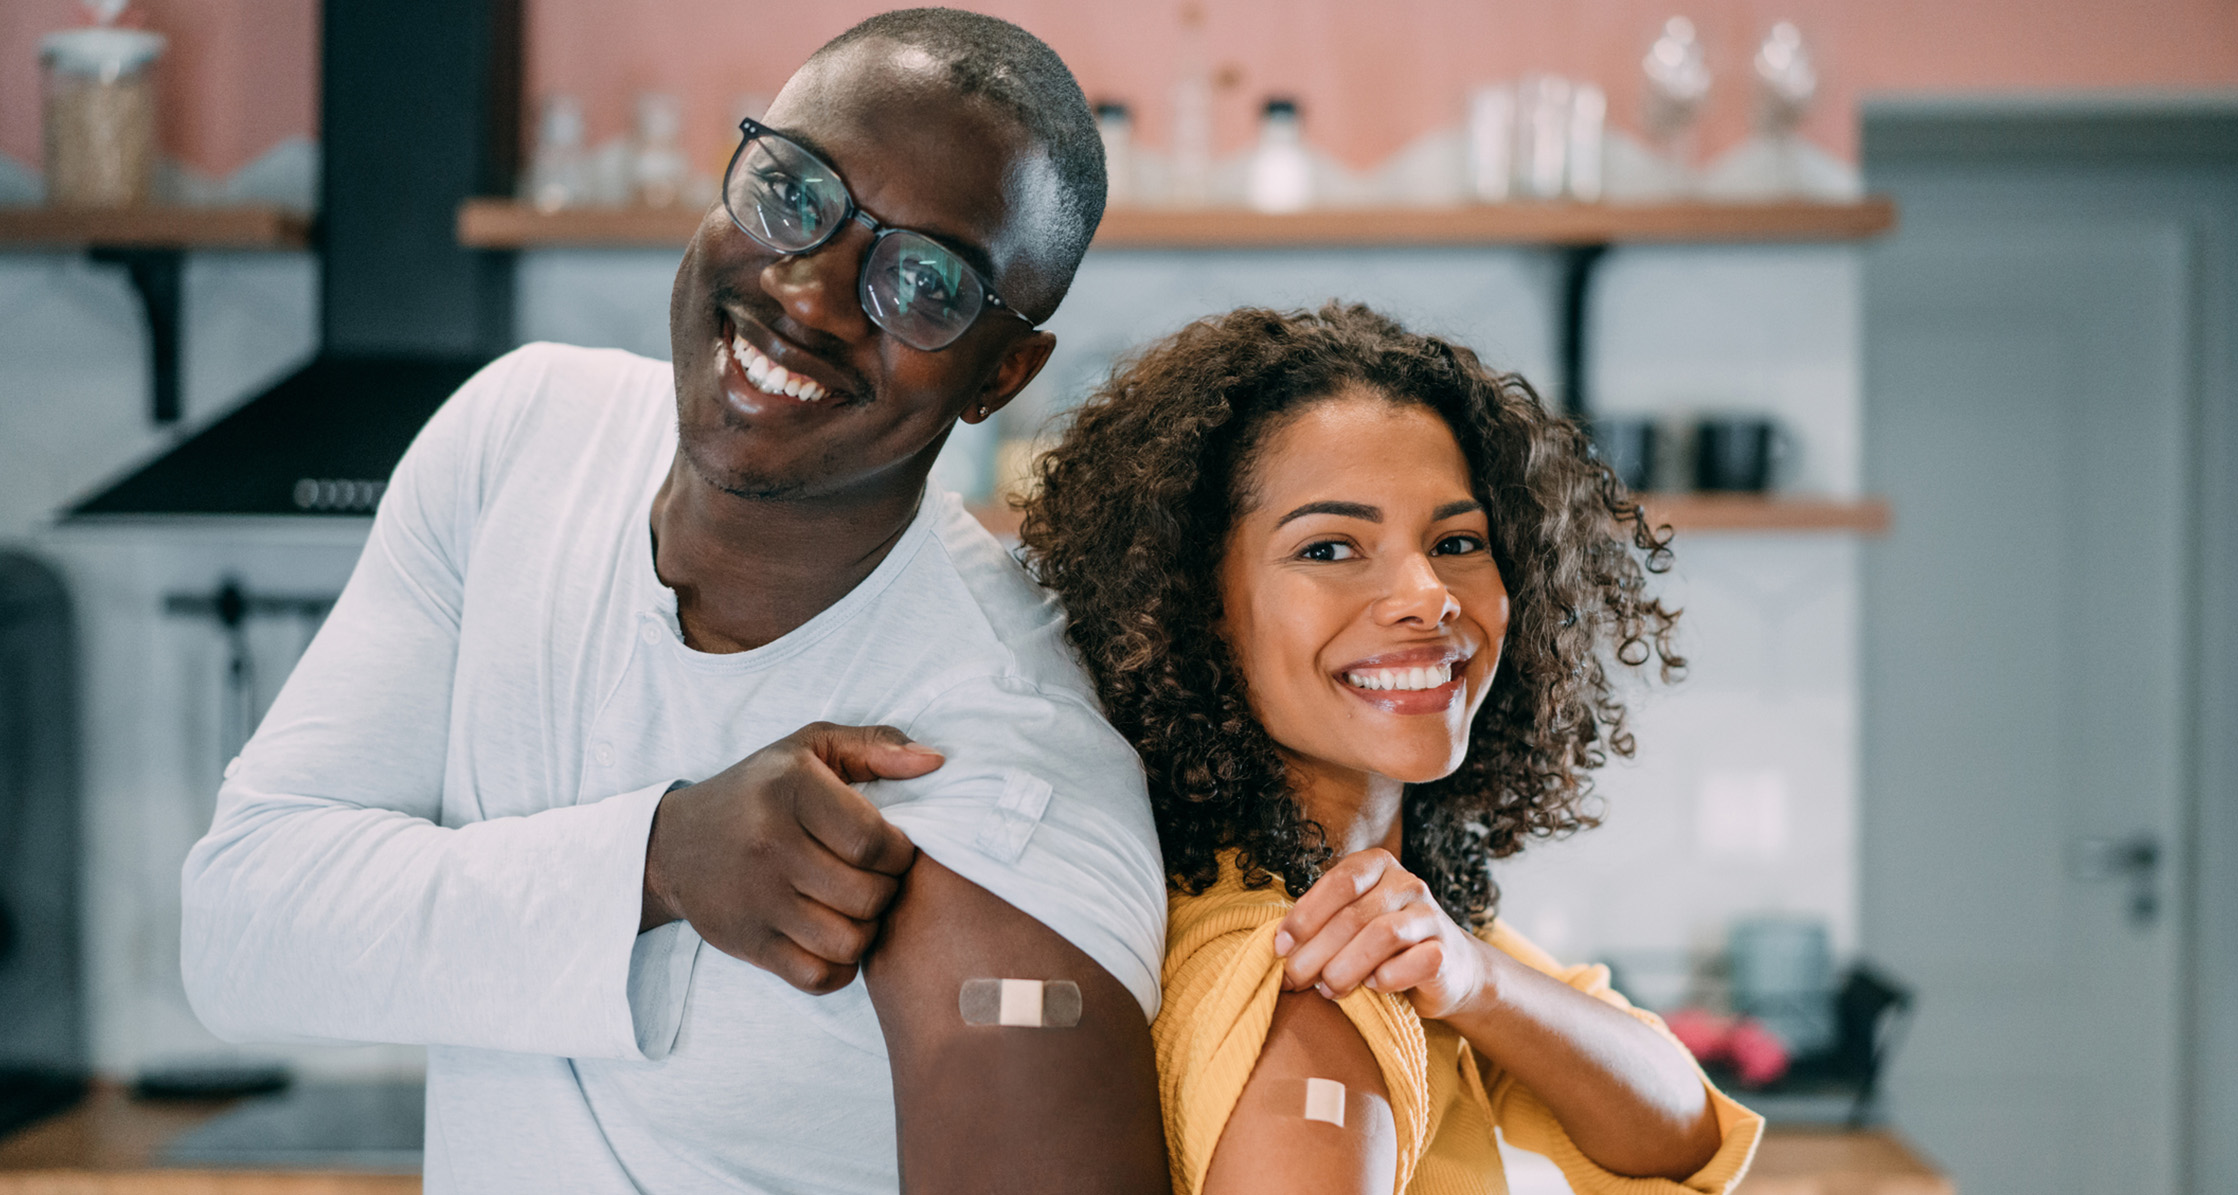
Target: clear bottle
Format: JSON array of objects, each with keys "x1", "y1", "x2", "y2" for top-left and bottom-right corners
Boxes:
[
  {"x1": 1246, "y1": 98, "x2": 1312, "y2": 214},
  {"x1": 1167, "y1": 4, "x2": 1212, "y2": 208},
  {"x1": 1514, "y1": 75, "x2": 1571, "y2": 202},
  {"x1": 525, "y1": 95, "x2": 588, "y2": 213},
  {"x1": 631, "y1": 92, "x2": 689, "y2": 209},
  {"x1": 1642, "y1": 16, "x2": 1712, "y2": 195},
  {"x1": 1096, "y1": 102, "x2": 1134, "y2": 207}
]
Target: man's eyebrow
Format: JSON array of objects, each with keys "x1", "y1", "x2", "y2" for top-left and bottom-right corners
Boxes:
[
  {"x1": 765, "y1": 123, "x2": 1002, "y2": 282},
  {"x1": 1275, "y1": 500, "x2": 1380, "y2": 527},
  {"x1": 1434, "y1": 499, "x2": 1484, "y2": 520}
]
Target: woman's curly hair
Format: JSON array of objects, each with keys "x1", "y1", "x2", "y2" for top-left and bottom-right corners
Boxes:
[{"x1": 1019, "y1": 302, "x2": 1681, "y2": 926}]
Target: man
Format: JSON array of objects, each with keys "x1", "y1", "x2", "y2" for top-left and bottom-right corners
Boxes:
[{"x1": 181, "y1": 11, "x2": 1171, "y2": 1192}]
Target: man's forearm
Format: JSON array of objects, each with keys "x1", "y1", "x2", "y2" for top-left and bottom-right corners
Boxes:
[{"x1": 182, "y1": 782, "x2": 673, "y2": 1060}]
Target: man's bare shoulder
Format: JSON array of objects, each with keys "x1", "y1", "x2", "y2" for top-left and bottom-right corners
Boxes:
[{"x1": 863, "y1": 854, "x2": 1170, "y2": 1195}]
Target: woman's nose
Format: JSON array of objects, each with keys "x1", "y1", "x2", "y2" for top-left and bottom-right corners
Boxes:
[
  {"x1": 760, "y1": 230, "x2": 873, "y2": 339},
  {"x1": 1374, "y1": 553, "x2": 1460, "y2": 628}
]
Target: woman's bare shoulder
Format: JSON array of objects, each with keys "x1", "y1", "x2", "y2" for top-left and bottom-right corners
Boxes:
[{"x1": 1199, "y1": 990, "x2": 1399, "y2": 1195}]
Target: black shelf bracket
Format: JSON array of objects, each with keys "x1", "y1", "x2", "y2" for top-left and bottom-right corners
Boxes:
[
  {"x1": 1556, "y1": 242, "x2": 1610, "y2": 422},
  {"x1": 88, "y1": 247, "x2": 184, "y2": 425}
]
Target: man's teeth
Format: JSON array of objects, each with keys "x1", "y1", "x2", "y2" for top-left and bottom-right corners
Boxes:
[
  {"x1": 1343, "y1": 662, "x2": 1455, "y2": 691},
  {"x1": 726, "y1": 330, "x2": 828, "y2": 401}
]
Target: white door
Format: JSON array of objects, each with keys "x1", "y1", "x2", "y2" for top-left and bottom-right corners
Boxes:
[{"x1": 1864, "y1": 221, "x2": 2191, "y2": 1195}]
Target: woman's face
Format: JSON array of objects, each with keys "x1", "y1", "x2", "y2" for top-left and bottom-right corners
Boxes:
[{"x1": 1217, "y1": 390, "x2": 1509, "y2": 788}]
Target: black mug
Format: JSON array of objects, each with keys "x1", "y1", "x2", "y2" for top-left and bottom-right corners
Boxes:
[
  {"x1": 1692, "y1": 417, "x2": 1788, "y2": 493},
  {"x1": 1588, "y1": 417, "x2": 1660, "y2": 493}
]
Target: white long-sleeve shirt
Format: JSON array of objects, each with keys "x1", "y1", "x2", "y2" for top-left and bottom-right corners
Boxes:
[{"x1": 181, "y1": 343, "x2": 1166, "y2": 1193}]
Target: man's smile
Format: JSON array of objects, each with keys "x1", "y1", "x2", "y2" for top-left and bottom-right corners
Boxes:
[{"x1": 715, "y1": 310, "x2": 863, "y2": 408}]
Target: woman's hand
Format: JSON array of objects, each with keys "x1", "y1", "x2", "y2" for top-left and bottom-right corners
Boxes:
[{"x1": 1273, "y1": 848, "x2": 1499, "y2": 1020}]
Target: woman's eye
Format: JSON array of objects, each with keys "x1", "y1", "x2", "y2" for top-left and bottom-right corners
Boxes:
[
  {"x1": 1432, "y1": 534, "x2": 1486, "y2": 556},
  {"x1": 1298, "y1": 540, "x2": 1357, "y2": 562}
]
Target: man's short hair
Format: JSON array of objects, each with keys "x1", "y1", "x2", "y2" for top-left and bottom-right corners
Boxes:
[{"x1": 813, "y1": 8, "x2": 1106, "y2": 318}]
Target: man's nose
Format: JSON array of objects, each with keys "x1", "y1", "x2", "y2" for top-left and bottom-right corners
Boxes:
[
  {"x1": 760, "y1": 228, "x2": 873, "y2": 340},
  {"x1": 1374, "y1": 553, "x2": 1460, "y2": 628}
]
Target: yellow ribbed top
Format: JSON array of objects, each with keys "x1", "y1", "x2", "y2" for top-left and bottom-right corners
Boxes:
[{"x1": 1151, "y1": 862, "x2": 1765, "y2": 1195}]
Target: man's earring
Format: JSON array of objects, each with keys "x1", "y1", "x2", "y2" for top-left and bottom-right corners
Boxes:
[{"x1": 976, "y1": 405, "x2": 989, "y2": 420}]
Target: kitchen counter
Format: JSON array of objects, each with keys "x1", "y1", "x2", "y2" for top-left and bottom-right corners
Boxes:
[
  {"x1": 3, "y1": 1086, "x2": 1949, "y2": 1194},
  {"x1": 0, "y1": 1085, "x2": 413, "y2": 1194}
]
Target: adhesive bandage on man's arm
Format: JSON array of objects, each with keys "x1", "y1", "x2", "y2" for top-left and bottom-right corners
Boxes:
[
  {"x1": 959, "y1": 978, "x2": 1083, "y2": 1027},
  {"x1": 861, "y1": 855, "x2": 1170, "y2": 1194}
]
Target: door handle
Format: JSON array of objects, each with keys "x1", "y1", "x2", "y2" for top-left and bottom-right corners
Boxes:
[{"x1": 2068, "y1": 834, "x2": 2161, "y2": 928}]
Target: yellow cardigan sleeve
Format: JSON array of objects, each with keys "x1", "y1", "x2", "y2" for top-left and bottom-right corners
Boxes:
[
  {"x1": 1151, "y1": 872, "x2": 1432, "y2": 1195},
  {"x1": 1472, "y1": 920, "x2": 1765, "y2": 1195}
]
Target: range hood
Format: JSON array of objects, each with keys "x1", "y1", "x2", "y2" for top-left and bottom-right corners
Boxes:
[{"x1": 69, "y1": 0, "x2": 521, "y2": 518}]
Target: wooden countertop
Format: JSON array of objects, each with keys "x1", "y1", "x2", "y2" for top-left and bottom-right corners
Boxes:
[
  {"x1": 4, "y1": 1086, "x2": 1946, "y2": 1194},
  {"x1": 0, "y1": 1086, "x2": 412, "y2": 1194}
]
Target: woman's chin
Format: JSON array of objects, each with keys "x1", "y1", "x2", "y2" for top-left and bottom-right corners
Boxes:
[{"x1": 1354, "y1": 745, "x2": 1470, "y2": 787}]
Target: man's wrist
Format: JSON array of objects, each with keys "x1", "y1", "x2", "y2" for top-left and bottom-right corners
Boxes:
[{"x1": 639, "y1": 781, "x2": 690, "y2": 933}]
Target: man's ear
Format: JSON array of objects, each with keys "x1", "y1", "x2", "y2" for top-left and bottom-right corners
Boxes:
[{"x1": 963, "y1": 330, "x2": 1056, "y2": 425}]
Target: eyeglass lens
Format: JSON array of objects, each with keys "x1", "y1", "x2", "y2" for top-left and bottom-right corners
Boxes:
[
  {"x1": 862, "y1": 232, "x2": 984, "y2": 351},
  {"x1": 726, "y1": 129, "x2": 992, "y2": 351}
]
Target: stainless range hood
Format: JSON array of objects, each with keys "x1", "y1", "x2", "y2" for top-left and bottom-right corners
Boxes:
[{"x1": 68, "y1": 0, "x2": 521, "y2": 518}]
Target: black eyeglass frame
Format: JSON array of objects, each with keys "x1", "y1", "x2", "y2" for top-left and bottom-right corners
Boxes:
[{"x1": 722, "y1": 117, "x2": 1037, "y2": 351}]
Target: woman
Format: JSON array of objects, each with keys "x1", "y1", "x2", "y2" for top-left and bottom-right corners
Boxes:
[{"x1": 1019, "y1": 304, "x2": 1762, "y2": 1195}]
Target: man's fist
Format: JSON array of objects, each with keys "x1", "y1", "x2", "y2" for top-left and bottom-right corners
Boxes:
[{"x1": 642, "y1": 722, "x2": 942, "y2": 993}]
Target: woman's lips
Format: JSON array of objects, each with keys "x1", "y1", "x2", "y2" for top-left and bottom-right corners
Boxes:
[{"x1": 1335, "y1": 652, "x2": 1472, "y2": 716}]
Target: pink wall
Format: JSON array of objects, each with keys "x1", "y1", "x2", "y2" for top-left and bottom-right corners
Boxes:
[
  {"x1": 530, "y1": 0, "x2": 2238, "y2": 182},
  {"x1": 1, "y1": 0, "x2": 315, "y2": 179},
  {"x1": 3, "y1": 0, "x2": 2234, "y2": 184}
]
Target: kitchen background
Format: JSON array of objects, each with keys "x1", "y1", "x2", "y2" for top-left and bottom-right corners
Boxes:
[{"x1": 0, "y1": 1, "x2": 2233, "y2": 1193}]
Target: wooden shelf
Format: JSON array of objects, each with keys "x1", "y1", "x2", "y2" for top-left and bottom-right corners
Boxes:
[
  {"x1": 1093, "y1": 198, "x2": 1895, "y2": 248},
  {"x1": 969, "y1": 496, "x2": 1888, "y2": 541},
  {"x1": 457, "y1": 197, "x2": 1896, "y2": 251},
  {"x1": 1637, "y1": 494, "x2": 1890, "y2": 534},
  {"x1": 0, "y1": 205, "x2": 311, "y2": 250}
]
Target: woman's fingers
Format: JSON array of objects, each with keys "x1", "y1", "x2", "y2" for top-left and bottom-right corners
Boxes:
[
  {"x1": 1367, "y1": 941, "x2": 1447, "y2": 997},
  {"x1": 1280, "y1": 859, "x2": 1433, "y2": 990},
  {"x1": 1276, "y1": 849, "x2": 1397, "y2": 958},
  {"x1": 1316, "y1": 908, "x2": 1439, "y2": 997}
]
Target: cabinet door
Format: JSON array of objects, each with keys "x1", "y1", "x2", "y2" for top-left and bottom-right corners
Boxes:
[{"x1": 1864, "y1": 217, "x2": 2190, "y2": 1194}]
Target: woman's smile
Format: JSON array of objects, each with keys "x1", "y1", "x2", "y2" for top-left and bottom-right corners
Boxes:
[{"x1": 1334, "y1": 644, "x2": 1476, "y2": 714}]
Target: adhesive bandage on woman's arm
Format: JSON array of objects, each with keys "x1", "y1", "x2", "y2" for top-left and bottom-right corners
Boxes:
[
  {"x1": 1261, "y1": 1077, "x2": 1384, "y2": 1131},
  {"x1": 958, "y1": 978, "x2": 1083, "y2": 1027}
]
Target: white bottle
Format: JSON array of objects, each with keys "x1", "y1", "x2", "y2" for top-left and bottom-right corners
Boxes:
[
  {"x1": 1466, "y1": 84, "x2": 1515, "y2": 203},
  {"x1": 1566, "y1": 83, "x2": 1607, "y2": 202},
  {"x1": 1247, "y1": 98, "x2": 1312, "y2": 214}
]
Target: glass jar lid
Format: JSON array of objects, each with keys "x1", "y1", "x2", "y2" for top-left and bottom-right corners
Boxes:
[{"x1": 41, "y1": 27, "x2": 166, "y2": 79}]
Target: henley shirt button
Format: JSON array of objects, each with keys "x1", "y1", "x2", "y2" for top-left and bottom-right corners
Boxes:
[
  {"x1": 640, "y1": 621, "x2": 662, "y2": 644},
  {"x1": 595, "y1": 743, "x2": 616, "y2": 767}
]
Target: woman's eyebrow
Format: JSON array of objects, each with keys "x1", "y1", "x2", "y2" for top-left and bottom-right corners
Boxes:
[
  {"x1": 1434, "y1": 499, "x2": 1484, "y2": 520},
  {"x1": 1275, "y1": 500, "x2": 1380, "y2": 527}
]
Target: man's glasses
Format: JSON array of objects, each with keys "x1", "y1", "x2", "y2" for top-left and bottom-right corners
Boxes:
[{"x1": 722, "y1": 117, "x2": 1036, "y2": 353}]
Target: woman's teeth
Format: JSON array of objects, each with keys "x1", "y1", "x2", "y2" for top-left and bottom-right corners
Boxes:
[
  {"x1": 721, "y1": 330, "x2": 829, "y2": 402},
  {"x1": 1343, "y1": 662, "x2": 1455, "y2": 691}
]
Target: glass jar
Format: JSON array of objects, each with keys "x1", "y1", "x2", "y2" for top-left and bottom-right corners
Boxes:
[{"x1": 40, "y1": 26, "x2": 167, "y2": 208}]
